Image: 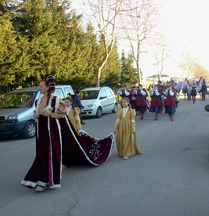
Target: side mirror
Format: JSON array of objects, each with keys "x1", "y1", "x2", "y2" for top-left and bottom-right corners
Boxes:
[{"x1": 205, "y1": 105, "x2": 209, "y2": 112}]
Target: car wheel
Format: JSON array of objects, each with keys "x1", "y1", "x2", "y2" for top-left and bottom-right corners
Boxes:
[
  {"x1": 95, "y1": 107, "x2": 102, "y2": 118},
  {"x1": 112, "y1": 103, "x2": 118, "y2": 113},
  {"x1": 23, "y1": 121, "x2": 36, "y2": 139}
]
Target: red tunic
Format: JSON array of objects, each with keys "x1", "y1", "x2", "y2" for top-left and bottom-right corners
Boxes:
[
  {"x1": 165, "y1": 91, "x2": 176, "y2": 106},
  {"x1": 150, "y1": 92, "x2": 162, "y2": 107},
  {"x1": 135, "y1": 90, "x2": 147, "y2": 106}
]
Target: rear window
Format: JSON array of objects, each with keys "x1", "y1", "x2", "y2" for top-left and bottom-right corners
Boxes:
[
  {"x1": 55, "y1": 88, "x2": 65, "y2": 99},
  {"x1": 64, "y1": 87, "x2": 74, "y2": 97},
  {"x1": 0, "y1": 92, "x2": 37, "y2": 108},
  {"x1": 105, "y1": 88, "x2": 113, "y2": 97},
  {"x1": 81, "y1": 90, "x2": 99, "y2": 100}
]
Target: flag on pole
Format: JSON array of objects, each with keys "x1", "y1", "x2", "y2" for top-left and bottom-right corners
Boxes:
[{"x1": 196, "y1": 78, "x2": 203, "y2": 93}]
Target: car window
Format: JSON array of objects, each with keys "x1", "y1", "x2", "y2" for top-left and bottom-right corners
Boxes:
[
  {"x1": 80, "y1": 90, "x2": 99, "y2": 100},
  {"x1": 55, "y1": 88, "x2": 65, "y2": 99},
  {"x1": 100, "y1": 89, "x2": 107, "y2": 98},
  {"x1": 64, "y1": 87, "x2": 74, "y2": 97},
  {"x1": 105, "y1": 88, "x2": 113, "y2": 97},
  {"x1": 0, "y1": 92, "x2": 36, "y2": 108}
]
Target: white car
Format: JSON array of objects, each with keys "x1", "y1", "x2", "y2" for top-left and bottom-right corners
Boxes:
[{"x1": 80, "y1": 87, "x2": 118, "y2": 118}]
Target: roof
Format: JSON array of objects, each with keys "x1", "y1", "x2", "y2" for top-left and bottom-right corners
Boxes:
[
  {"x1": 81, "y1": 87, "x2": 101, "y2": 91},
  {"x1": 10, "y1": 86, "x2": 39, "y2": 93},
  {"x1": 81, "y1": 86, "x2": 111, "y2": 91},
  {"x1": 8, "y1": 85, "x2": 73, "y2": 93}
]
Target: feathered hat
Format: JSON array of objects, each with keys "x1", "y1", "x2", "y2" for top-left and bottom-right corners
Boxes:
[{"x1": 44, "y1": 73, "x2": 55, "y2": 93}]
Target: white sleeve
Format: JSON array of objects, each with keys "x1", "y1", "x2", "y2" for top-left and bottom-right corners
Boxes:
[
  {"x1": 155, "y1": 89, "x2": 160, "y2": 96},
  {"x1": 124, "y1": 90, "x2": 130, "y2": 96},
  {"x1": 169, "y1": 90, "x2": 174, "y2": 96},
  {"x1": 141, "y1": 90, "x2": 146, "y2": 96},
  {"x1": 149, "y1": 90, "x2": 153, "y2": 96},
  {"x1": 165, "y1": 90, "x2": 168, "y2": 96},
  {"x1": 117, "y1": 90, "x2": 122, "y2": 96}
]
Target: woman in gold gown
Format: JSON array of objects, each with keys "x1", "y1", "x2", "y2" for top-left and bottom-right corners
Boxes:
[
  {"x1": 65, "y1": 97, "x2": 81, "y2": 133},
  {"x1": 114, "y1": 97, "x2": 143, "y2": 160}
]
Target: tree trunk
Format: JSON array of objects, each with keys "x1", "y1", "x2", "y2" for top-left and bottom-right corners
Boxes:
[
  {"x1": 137, "y1": 61, "x2": 141, "y2": 84},
  {"x1": 96, "y1": 67, "x2": 102, "y2": 87},
  {"x1": 136, "y1": 41, "x2": 141, "y2": 84}
]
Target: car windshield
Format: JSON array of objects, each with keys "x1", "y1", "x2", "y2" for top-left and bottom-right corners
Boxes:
[
  {"x1": 81, "y1": 90, "x2": 99, "y2": 100},
  {"x1": 0, "y1": 92, "x2": 37, "y2": 108}
]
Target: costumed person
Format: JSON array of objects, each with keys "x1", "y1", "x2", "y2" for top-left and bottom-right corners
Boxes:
[
  {"x1": 130, "y1": 81, "x2": 138, "y2": 111},
  {"x1": 172, "y1": 84, "x2": 179, "y2": 109},
  {"x1": 164, "y1": 85, "x2": 176, "y2": 121},
  {"x1": 135, "y1": 84, "x2": 147, "y2": 119},
  {"x1": 21, "y1": 74, "x2": 114, "y2": 192},
  {"x1": 157, "y1": 80, "x2": 165, "y2": 93},
  {"x1": 72, "y1": 90, "x2": 85, "y2": 125},
  {"x1": 65, "y1": 97, "x2": 81, "y2": 133},
  {"x1": 117, "y1": 85, "x2": 132, "y2": 107},
  {"x1": 187, "y1": 80, "x2": 192, "y2": 101},
  {"x1": 149, "y1": 85, "x2": 162, "y2": 121},
  {"x1": 201, "y1": 82, "x2": 206, "y2": 101},
  {"x1": 113, "y1": 97, "x2": 143, "y2": 160},
  {"x1": 191, "y1": 83, "x2": 197, "y2": 104}
]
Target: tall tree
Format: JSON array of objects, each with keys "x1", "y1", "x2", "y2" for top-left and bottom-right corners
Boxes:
[
  {"x1": 81, "y1": 0, "x2": 124, "y2": 86},
  {"x1": 0, "y1": 10, "x2": 21, "y2": 85},
  {"x1": 120, "y1": 50, "x2": 137, "y2": 85},
  {"x1": 120, "y1": 0, "x2": 158, "y2": 84},
  {"x1": 101, "y1": 44, "x2": 121, "y2": 88},
  {"x1": 151, "y1": 32, "x2": 170, "y2": 80},
  {"x1": 13, "y1": 0, "x2": 63, "y2": 85},
  {"x1": 179, "y1": 53, "x2": 198, "y2": 79}
]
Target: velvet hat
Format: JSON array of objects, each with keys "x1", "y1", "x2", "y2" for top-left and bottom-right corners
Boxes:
[{"x1": 44, "y1": 73, "x2": 55, "y2": 93}]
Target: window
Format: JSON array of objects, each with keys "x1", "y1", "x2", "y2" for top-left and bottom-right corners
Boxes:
[
  {"x1": 105, "y1": 88, "x2": 113, "y2": 97},
  {"x1": 0, "y1": 92, "x2": 36, "y2": 108},
  {"x1": 100, "y1": 89, "x2": 107, "y2": 98},
  {"x1": 55, "y1": 88, "x2": 65, "y2": 99},
  {"x1": 64, "y1": 87, "x2": 74, "y2": 97},
  {"x1": 80, "y1": 90, "x2": 99, "y2": 100}
]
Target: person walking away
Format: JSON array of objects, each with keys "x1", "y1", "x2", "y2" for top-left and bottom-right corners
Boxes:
[
  {"x1": 201, "y1": 82, "x2": 206, "y2": 101},
  {"x1": 191, "y1": 83, "x2": 197, "y2": 104},
  {"x1": 65, "y1": 97, "x2": 81, "y2": 133},
  {"x1": 73, "y1": 90, "x2": 85, "y2": 125},
  {"x1": 149, "y1": 85, "x2": 162, "y2": 120},
  {"x1": 164, "y1": 85, "x2": 176, "y2": 121},
  {"x1": 113, "y1": 97, "x2": 143, "y2": 160}
]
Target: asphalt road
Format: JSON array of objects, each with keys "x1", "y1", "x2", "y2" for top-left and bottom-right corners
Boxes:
[{"x1": 1, "y1": 95, "x2": 209, "y2": 216}]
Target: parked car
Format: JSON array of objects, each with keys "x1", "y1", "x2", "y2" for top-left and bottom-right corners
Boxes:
[
  {"x1": 206, "y1": 84, "x2": 209, "y2": 94},
  {"x1": 0, "y1": 85, "x2": 74, "y2": 139},
  {"x1": 80, "y1": 87, "x2": 118, "y2": 118}
]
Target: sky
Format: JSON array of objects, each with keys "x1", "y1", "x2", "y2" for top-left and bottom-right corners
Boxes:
[
  {"x1": 71, "y1": 0, "x2": 209, "y2": 80},
  {"x1": 153, "y1": 0, "x2": 209, "y2": 79}
]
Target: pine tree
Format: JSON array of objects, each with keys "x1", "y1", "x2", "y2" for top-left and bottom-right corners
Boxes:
[
  {"x1": 0, "y1": 11, "x2": 20, "y2": 85},
  {"x1": 101, "y1": 45, "x2": 121, "y2": 88},
  {"x1": 120, "y1": 50, "x2": 137, "y2": 85},
  {"x1": 13, "y1": 0, "x2": 63, "y2": 85}
]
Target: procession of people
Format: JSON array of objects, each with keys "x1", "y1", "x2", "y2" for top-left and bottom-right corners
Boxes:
[
  {"x1": 118, "y1": 76, "x2": 206, "y2": 121},
  {"x1": 21, "y1": 74, "x2": 206, "y2": 192}
]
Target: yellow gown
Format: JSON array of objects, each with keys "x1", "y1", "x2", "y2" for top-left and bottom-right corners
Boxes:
[
  {"x1": 67, "y1": 106, "x2": 81, "y2": 133},
  {"x1": 114, "y1": 108, "x2": 143, "y2": 157}
]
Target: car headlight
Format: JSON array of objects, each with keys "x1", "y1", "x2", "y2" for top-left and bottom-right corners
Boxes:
[
  {"x1": 7, "y1": 115, "x2": 18, "y2": 120},
  {"x1": 85, "y1": 104, "x2": 94, "y2": 109}
]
